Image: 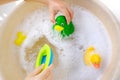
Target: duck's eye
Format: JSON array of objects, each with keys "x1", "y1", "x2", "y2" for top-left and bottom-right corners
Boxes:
[
  {"x1": 61, "y1": 23, "x2": 64, "y2": 26},
  {"x1": 94, "y1": 62, "x2": 98, "y2": 64}
]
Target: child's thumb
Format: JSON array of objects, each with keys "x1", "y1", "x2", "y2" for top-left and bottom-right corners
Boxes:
[
  {"x1": 50, "y1": 9, "x2": 57, "y2": 24},
  {"x1": 30, "y1": 64, "x2": 44, "y2": 76}
]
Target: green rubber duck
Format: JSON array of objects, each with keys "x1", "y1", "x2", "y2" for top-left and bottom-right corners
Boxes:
[{"x1": 53, "y1": 15, "x2": 75, "y2": 37}]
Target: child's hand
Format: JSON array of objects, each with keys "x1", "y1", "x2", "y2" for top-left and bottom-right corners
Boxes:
[
  {"x1": 25, "y1": 0, "x2": 73, "y2": 24},
  {"x1": 25, "y1": 64, "x2": 53, "y2": 80},
  {"x1": 48, "y1": 0, "x2": 73, "y2": 24}
]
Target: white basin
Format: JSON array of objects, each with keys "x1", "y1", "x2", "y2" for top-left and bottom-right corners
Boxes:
[{"x1": 0, "y1": 0, "x2": 120, "y2": 80}]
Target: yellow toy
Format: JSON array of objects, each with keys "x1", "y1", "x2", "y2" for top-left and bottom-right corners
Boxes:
[
  {"x1": 14, "y1": 32, "x2": 26, "y2": 46},
  {"x1": 84, "y1": 47, "x2": 101, "y2": 69}
]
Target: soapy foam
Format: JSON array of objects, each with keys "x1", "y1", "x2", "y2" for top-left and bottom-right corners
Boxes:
[{"x1": 12, "y1": 5, "x2": 112, "y2": 80}]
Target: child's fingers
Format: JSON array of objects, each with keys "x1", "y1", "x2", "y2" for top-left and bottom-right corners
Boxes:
[
  {"x1": 37, "y1": 71, "x2": 53, "y2": 80},
  {"x1": 50, "y1": 9, "x2": 57, "y2": 24},
  {"x1": 43, "y1": 71, "x2": 53, "y2": 80},
  {"x1": 29, "y1": 64, "x2": 44, "y2": 76},
  {"x1": 61, "y1": 8, "x2": 71, "y2": 24},
  {"x1": 39, "y1": 64, "x2": 53, "y2": 78},
  {"x1": 67, "y1": 6, "x2": 74, "y2": 20},
  {"x1": 45, "y1": 72, "x2": 53, "y2": 80}
]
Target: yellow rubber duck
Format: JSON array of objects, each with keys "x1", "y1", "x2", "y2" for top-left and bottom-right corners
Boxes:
[
  {"x1": 14, "y1": 32, "x2": 26, "y2": 46},
  {"x1": 84, "y1": 47, "x2": 101, "y2": 69}
]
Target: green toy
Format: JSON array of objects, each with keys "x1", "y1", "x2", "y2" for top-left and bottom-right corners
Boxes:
[{"x1": 53, "y1": 15, "x2": 75, "y2": 37}]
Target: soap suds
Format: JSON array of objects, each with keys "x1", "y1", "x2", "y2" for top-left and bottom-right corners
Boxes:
[{"x1": 12, "y1": 5, "x2": 112, "y2": 80}]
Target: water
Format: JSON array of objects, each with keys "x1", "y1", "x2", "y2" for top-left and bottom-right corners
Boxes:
[{"x1": 12, "y1": 5, "x2": 112, "y2": 80}]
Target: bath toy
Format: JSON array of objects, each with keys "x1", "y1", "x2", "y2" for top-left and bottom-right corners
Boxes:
[
  {"x1": 14, "y1": 32, "x2": 27, "y2": 46},
  {"x1": 53, "y1": 15, "x2": 75, "y2": 37},
  {"x1": 84, "y1": 47, "x2": 101, "y2": 69},
  {"x1": 35, "y1": 44, "x2": 54, "y2": 70}
]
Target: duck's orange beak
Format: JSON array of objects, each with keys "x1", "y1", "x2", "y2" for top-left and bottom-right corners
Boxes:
[{"x1": 93, "y1": 63, "x2": 100, "y2": 69}]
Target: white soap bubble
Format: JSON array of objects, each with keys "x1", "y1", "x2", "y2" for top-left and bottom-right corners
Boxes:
[{"x1": 12, "y1": 5, "x2": 112, "y2": 80}]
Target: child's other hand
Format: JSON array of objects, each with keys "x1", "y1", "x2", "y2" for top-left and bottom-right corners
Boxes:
[
  {"x1": 25, "y1": 64, "x2": 53, "y2": 80},
  {"x1": 48, "y1": 0, "x2": 73, "y2": 24}
]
